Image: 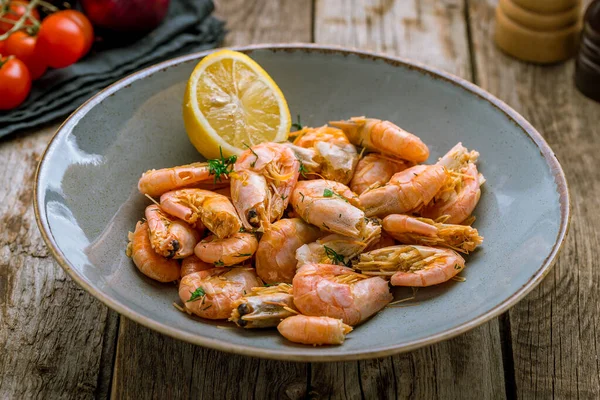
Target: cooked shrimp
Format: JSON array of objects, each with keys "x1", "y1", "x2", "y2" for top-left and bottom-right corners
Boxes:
[
  {"x1": 382, "y1": 214, "x2": 483, "y2": 253},
  {"x1": 231, "y1": 143, "x2": 300, "y2": 230},
  {"x1": 255, "y1": 218, "x2": 322, "y2": 284},
  {"x1": 436, "y1": 142, "x2": 479, "y2": 171},
  {"x1": 213, "y1": 186, "x2": 232, "y2": 198},
  {"x1": 293, "y1": 263, "x2": 392, "y2": 325},
  {"x1": 230, "y1": 170, "x2": 271, "y2": 232},
  {"x1": 364, "y1": 231, "x2": 396, "y2": 252},
  {"x1": 292, "y1": 125, "x2": 358, "y2": 184},
  {"x1": 359, "y1": 165, "x2": 447, "y2": 217},
  {"x1": 421, "y1": 163, "x2": 484, "y2": 224},
  {"x1": 145, "y1": 204, "x2": 200, "y2": 259},
  {"x1": 278, "y1": 315, "x2": 352, "y2": 345},
  {"x1": 179, "y1": 268, "x2": 261, "y2": 319},
  {"x1": 194, "y1": 232, "x2": 258, "y2": 267},
  {"x1": 180, "y1": 255, "x2": 213, "y2": 278},
  {"x1": 291, "y1": 180, "x2": 374, "y2": 240},
  {"x1": 126, "y1": 221, "x2": 180, "y2": 282},
  {"x1": 160, "y1": 189, "x2": 241, "y2": 238},
  {"x1": 230, "y1": 284, "x2": 297, "y2": 328},
  {"x1": 350, "y1": 153, "x2": 411, "y2": 195},
  {"x1": 354, "y1": 245, "x2": 465, "y2": 287},
  {"x1": 329, "y1": 117, "x2": 429, "y2": 163},
  {"x1": 138, "y1": 162, "x2": 229, "y2": 197},
  {"x1": 295, "y1": 222, "x2": 381, "y2": 267}
]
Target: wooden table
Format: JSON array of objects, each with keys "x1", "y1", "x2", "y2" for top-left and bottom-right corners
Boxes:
[{"x1": 2, "y1": 0, "x2": 599, "y2": 398}]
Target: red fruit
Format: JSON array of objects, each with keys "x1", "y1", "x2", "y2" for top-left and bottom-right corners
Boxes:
[
  {"x1": 81, "y1": 0, "x2": 170, "y2": 34},
  {"x1": 5, "y1": 31, "x2": 46, "y2": 80},
  {"x1": 0, "y1": 56, "x2": 31, "y2": 110},
  {"x1": 36, "y1": 10, "x2": 94, "y2": 69},
  {"x1": 0, "y1": 40, "x2": 6, "y2": 54},
  {"x1": 0, "y1": 1, "x2": 40, "y2": 34}
]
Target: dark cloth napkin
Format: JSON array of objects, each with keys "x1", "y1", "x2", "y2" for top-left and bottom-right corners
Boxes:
[{"x1": 0, "y1": 0, "x2": 225, "y2": 138}]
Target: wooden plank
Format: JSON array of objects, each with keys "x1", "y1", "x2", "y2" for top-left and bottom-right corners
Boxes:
[
  {"x1": 215, "y1": 0, "x2": 313, "y2": 45},
  {"x1": 0, "y1": 126, "x2": 118, "y2": 399},
  {"x1": 313, "y1": 1, "x2": 506, "y2": 398},
  {"x1": 110, "y1": 1, "x2": 313, "y2": 398},
  {"x1": 468, "y1": 0, "x2": 600, "y2": 398}
]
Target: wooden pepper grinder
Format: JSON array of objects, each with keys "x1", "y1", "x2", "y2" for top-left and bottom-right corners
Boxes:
[
  {"x1": 575, "y1": 0, "x2": 600, "y2": 101},
  {"x1": 494, "y1": 0, "x2": 582, "y2": 63}
]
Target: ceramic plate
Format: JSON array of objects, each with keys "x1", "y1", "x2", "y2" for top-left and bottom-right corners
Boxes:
[{"x1": 35, "y1": 45, "x2": 569, "y2": 361}]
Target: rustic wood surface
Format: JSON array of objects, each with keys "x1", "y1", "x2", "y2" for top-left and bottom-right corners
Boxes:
[{"x1": 1, "y1": 0, "x2": 598, "y2": 398}]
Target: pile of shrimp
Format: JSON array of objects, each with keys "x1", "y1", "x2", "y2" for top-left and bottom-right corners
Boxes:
[{"x1": 127, "y1": 117, "x2": 485, "y2": 346}]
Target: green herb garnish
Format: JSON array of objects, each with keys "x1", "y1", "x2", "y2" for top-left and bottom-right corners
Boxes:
[
  {"x1": 324, "y1": 246, "x2": 346, "y2": 266},
  {"x1": 298, "y1": 161, "x2": 308, "y2": 178},
  {"x1": 215, "y1": 260, "x2": 225, "y2": 267},
  {"x1": 322, "y1": 222, "x2": 330, "y2": 230},
  {"x1": 291, "y1": 114, "x2": 302, "y2": 131},
  {"x1": 299, "y1": 192, "x2": 305, "y2": 202},
  {"x1": 235, "y1": 253, "x2": 252, "y2": 257},
  {"x1": 187, "y1": 287, "x2": 206, "y2": 302},
  {"x1": 243, "y1": 143, "x2": 259, "y2": 168},
  {"x1": 323, "y1": 188, "x2": 348, "y2": 202},
  {"x1": 207, "y1": 147, "x2": 237, "y2": 183}
]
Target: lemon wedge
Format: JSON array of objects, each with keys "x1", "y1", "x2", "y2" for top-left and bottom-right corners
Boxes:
[{"x1": 183, "y1": 49, "x2": 291, "y2": 159}]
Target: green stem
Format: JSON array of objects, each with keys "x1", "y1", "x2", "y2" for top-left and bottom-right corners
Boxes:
[
  {"x1": 0, "y1": 55, "x2": 13, "y2": 68},
  {"x1": 0, "y1": 0, "x2": 40, "y2": 41},
  {"x1": 37, "y1": 0, "x2": 58, "y2": 12}
]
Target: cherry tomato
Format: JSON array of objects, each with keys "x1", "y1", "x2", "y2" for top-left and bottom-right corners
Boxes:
[
  {"x1": 36, "y1": 10, "x2": 94, "y2": 69},
  {"x1": 5, "y1": 31, "x2": 46, "y2": 79},
  {"x1": 0, "y1": 1, "x2": 40, "y2": 34},
  {"x1": 0, "y1": 56, "x2": 31, "y2": 110},
  {"x1": 0, "y1": 40, "x2": 5, "y2": 54},
  {"x1": 60, "y1": 10, "x2": 94, "y2": 54}
]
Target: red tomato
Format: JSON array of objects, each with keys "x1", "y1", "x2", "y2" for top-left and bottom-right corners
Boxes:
[
  {"x1": 0, "y1": 56, "x2": 31, "y2": 110},
  {"x1": 0, "y1": 40, "x2": 5, "y2": 54},
  {"x1": 5, "y1": 31, "x2": 46, "y2": 79},
  {"x1": 60, "y1": 10, "x2": 94, "y2": 54},
  {"x1": 0, "y1": 1, "x2": 41, "y2": 34},
  {"x1": 35, "y1": 10, "x2": 94, "y2": 69}
]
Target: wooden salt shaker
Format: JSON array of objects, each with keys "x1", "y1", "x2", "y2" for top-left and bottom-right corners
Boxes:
[
  {"x1": 575, "y1": 0, "x2": 600, "y2": 101},
  {"x1": 494, "y1": 0, "x2": 582, "y2": 63}
]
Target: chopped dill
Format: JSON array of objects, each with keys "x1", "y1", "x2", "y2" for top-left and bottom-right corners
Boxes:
[
  {"x1": 324, "y1": 246, "x2": 346, "y2": 266},
  {"x1": 264, "y1": 282, "x2": 280, "y2": 287},
  {"x1": 187, "y1": 287, "x2": 205, "y2": 302},
  {"x1": 281, "y1": 194, "x2": 288, "y2": 201},
  {"x1": 215, "y1": 260, "x2": 225, "y2": 267},
  {"x1": 235, "y1": 253, "x2": 252, "y2": 257},
  {"x1": 243, "y1": 143, "x2": 259, "y2": 167},
  {"x1": 298, "y1": 161, "x2": 308, "y2": 178},
  {"x1": 208, "y1": 148, "x2": 235, "y2": 179},
  {"x1": 322, "y1": 222, "x2": 330, "y2": 230},
  {"x1": 323, "y1": 188, "x2": 348, "y2": 202},
  {"x1": 454, "y1": 264, "x2": 462, "y2": 270},
  {"x1": 291, "y1": 114, "x2": 303, "y2": 131},
  {"x1": 202, "y1": 304, "x2": 212, "y2": 311},
  {"x1": 299, "y1": 192, "x2": 305, "y2": 202},
  {"x1": 207, "y1": 147, "x2": 237, "y2": 183}
]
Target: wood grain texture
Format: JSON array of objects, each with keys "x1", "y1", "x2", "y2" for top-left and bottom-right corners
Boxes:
[
  {"x1": 214, "y1": 0, "x2": 313, "y2": 45},
  {"x1": 313, "y1": 1, "x2": 506, "y2": 398},
  {"x1": 469, "y1": 0, "x2": 600, "y2": 398},
  {"x1": 110, "y1": 2, "x2": 313, "y2": 399},
  {"x1": 0, "y1": 127, "x2": 118, "y2": 399}
]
